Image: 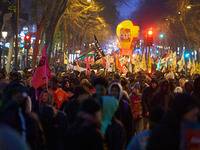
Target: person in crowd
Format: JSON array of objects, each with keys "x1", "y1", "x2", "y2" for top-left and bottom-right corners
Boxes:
[
  {"x1": 62, "y1": 79, "x2": 71, "y2": 92},
  {"x1": 168, "y1": 78, "x2": 176, "y2": 94},
  {"x1": 179, "y1": 77, "x2": 186, "y2": 88},
  {"x1": 126, "y1": 107, "x2": 165, "y2": 150},
  {"x1": 60, "y1": 85, "x2": 91, "y2": 125},
  {"x1": 0, "y1": 83, "x2": 46, "y2": 150},
  {"x1": 192, "y1": 76, "x2": 200, "y2": 107},
  {"x1": 174, "y1": 86, "x2": 183, "y2": 96},
  {"x1": 142, "y1": 77, "x2": 159, "y2": 130},
  {"x1": 147, "y1": 94, "x2": 199, "y2": 150},
  {"x1": 0, "y1": 124, "x2": 31, "y2": 150},
  {"x1": 184, "y1": 80, "x2": 194, "y2": 95},
  {"x1": 108, "y1": 82, "x2": 133, "y2": 147},
  {"x1": 81, "y1": 78, "x2": 96, "y2": 94},
  {"x1": 130, "y1": 82, "x2": 143, "y2": 134},
  {"x1": 64, "y1": 98, "x2": 107, "y2": 150},
  {"x1": 38, "y1": 105, "x2": 68, "y2": 150},
  {"x1": 34, "y1": 90, "x2": 57, "y2": 112},
  {"x1": 50, "y1": 77, "x2": 68, "y2": 110},
  {"x1": 102, "y1": 96, "x2": 125, "y2": 150},
  {"x1": 150, "y1": 79, "x2": 174, "y2": 111},
  {"x1": 93, "y1": 76, "x2": 109, "y2": 102}
]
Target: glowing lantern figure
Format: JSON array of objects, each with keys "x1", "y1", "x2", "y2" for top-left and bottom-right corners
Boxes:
[{"x1": 116, "y1": 20, "x2": 140, "y2": 55}]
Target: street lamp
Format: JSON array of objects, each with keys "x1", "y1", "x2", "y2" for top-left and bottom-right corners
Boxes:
[
  {"x1": 187, "y1": 5, "x2": 191, "y2": 9},
  {"x1": 87, "y1": 0, "x2": 91, "y2": 2},
  {"x1": 1, "y1": 31, "x2": 8, "y2": 68}
]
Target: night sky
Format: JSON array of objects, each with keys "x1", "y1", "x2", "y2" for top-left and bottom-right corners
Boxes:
[{"x1": 118, "y1": 0, "x2": 139, "y2": 20}]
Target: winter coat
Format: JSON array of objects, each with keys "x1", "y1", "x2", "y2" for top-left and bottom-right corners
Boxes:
[
  {"x1": 105, "y1": 118, "x2": 125, "y2": 150},
  {"x1": 0, "y1": 101, "x2": 46, "y2": 150},
  {"x1": 101, "y1": 96, "x2": 124, "y2": 150},
  {"x1": 141, "y1": 78, "x2": 159, "y2": 116},
  {"x1": 64, "y1": 116, "x2": 107, "y2": 150},
  {"x1": 150, "y1": 91, "x2": 174, "y2": 111},
  {"x1": 108, "y1": 83, "x2": 133, "y2": 146},
  {"x1": 192, "y1": 77, "x2": 200, "y2": 107},
  {"x1": 38, "y1": 105, "x2": 68, "y2": 150},
  {"x1": 61, "y1": 99, "x2": 80, "y2": 126},
  {"x1": 147, "y1": 109, "x2": 181, "y2": 150}
]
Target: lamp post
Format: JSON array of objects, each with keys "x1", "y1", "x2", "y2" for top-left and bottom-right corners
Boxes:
[{"x1": 1, "y1": 31, "x2": 8, "y2": 68}]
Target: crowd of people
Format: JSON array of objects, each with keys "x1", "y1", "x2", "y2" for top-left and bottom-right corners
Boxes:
[{"x1": 0, "y1": 67, "x2": 199, "y2": 150}]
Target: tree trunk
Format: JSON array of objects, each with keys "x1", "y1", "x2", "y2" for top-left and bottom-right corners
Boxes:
[
  {"x1": 6, "y1": 34, "x2": 14, "y2": 73},
  {"x1": 31, "y1": 26, "x2": 42, "y2": 70}
]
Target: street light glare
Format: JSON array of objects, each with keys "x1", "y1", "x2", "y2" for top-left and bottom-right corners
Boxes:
[
  {"x1": 2, "y1": 31, "x2": 8, "y2": 39},
  {"x1": 160, "y1": 34, "x2": 164, "y2": 38},
  {"x1": 87, "y1": 0, "x2": 91, "y2": 2},
  {"x1": 187, "y1": 6, "x2": 191, "y2": 9}
]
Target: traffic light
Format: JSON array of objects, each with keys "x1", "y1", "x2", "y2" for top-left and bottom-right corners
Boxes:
[
  {"x1": 160, "y1": 34, "x2": 164, "y2": 38},
  {"x1": 147, "y1": 29, "x2": 153, "y2": 46},
  {"x1": 24, "y1": 34, "x2": 31, "y2": 49}
]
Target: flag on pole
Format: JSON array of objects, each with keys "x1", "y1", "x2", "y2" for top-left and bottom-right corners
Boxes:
[
  {"x1": 122, "y1": 64, "x2": 128, "y2": 74},
  {"x1": 113, "y1": 55, "x2": 116, "y2": 72},
  {"x1": 177, "y1": 53, "x2": 185, "y2": 72},
  {"x1": 94, "y1": 35, "x2": 105, "y2": 61},
  {"x1": 101, "y1": 55, "x2": 106, "y2": 69},
  {"x1": 76, "y1": 57, "x2": 81, "y2": 72},
  {"x1": 148, "y1": 52, "x2": 151, "y2": 72},
  {"x1": 106, "y1": 55, "x2": 112, "y2": 71},
  {"x1": 187, "y1": 58, "x2": 192, "y2": 69},
  {"x1": 191, "y1": 59, "x2": 195, "y2": 75},
  {"x1": 195, "y1": 61, "x2": 200, "y2": 74},
  {"x1": 86, "y1": 54, "x2": 91, "y2": 75},
  {"x1": 141, "y1": 53, "x2": 147, "y2": 71},
  {"x1": 31, "y1": 46, "x2": 52, "y2": 89},
  {"x1": 116, "y1": 54, "x2": 122, "y2": 71},
  {"x1": 128, "y1": 53, "x2": 132, "y2": 72},
  {"x1": 64, "y1": 53, "x2": 69, "y2": 65},
  {"x1": 172, "y1": 52, "x2": 176, "y2": 72},
  {"x1": 160, "y1": 51, "x2": 170, "y2": 67},
  {"x1": 156, "y1": 59, "x2": 161, "y2": 70}
]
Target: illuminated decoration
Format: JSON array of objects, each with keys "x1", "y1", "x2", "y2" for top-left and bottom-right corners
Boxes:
[
  {"x1": 116, "y1": 20, "x2": 140, "y2": 55},
  {"x1": 160, "y1": 34, "x2": 164, "y2": 38}
]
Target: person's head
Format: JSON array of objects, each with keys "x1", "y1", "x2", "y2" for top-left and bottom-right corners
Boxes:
[
  {"x1": 93, "y1": 77, "x2": 108, "y2": 98},
  {"x1": 75, "y1": 86, "x2": 91, "y2": 103},
  {"x1": 179, "y1": 78, "x2": 186, "y2": 88},
  {"x1": 41, "y1": 90, "x2": 54, "y2": 105},
  {"x1": 62, "y1": 79, "x2": 71, "y2": 89},
  {"x1": 174, "y1": 86, "x2": 183, "y2": 95},
  {"x1": 121, "y1": 78, "x2": 128, "y2": 90},
  {"x1": 2, "y1": 83, "x2": 27, "y2": 108},
  {"x1": 66, "y1": 86, "x2": 75, "y2": 100},
  {"x1": 79, "y1": 98, "x2": 102, "y2": 122},
  {"x1": 171, "y1": 94, "x2": 199, "y2": 122},
  {"x1": 80, "y1": 79, "x2": 94, "y2": 89},
  {"x1": 108, "y1": 82, "x2": 123, "y2": 100},
  {"x1": 159, "y1": 79, "x2": 169, "y2": 93},
  {"x1": 151, "y1": 77, "x2": 158, "y2": 89},
  {"x1": 51, "y1": 77, "x2": 59, "y2": 90},
  {"x1": 0, "y1": 69, "x2": 6, "y2": 80},
  {"x1": 133, "y1": 82, "x2": 140, "y2": 95},
  {"x1": 185, "y1": 80, "x2": 194, "y2": 93},
  {"x1": 10, "y1": 72, "x2": 20, "y2": 81}
]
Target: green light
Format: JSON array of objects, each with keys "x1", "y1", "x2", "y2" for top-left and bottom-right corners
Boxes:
[{"x1": 160, "y1": 34, "x2": 164, "y2": 38}]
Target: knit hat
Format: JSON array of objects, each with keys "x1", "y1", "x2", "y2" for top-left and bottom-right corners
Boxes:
[
  {"x1": 171, "y1": 94, "x2": 197, "y2": 117},
  {"x1": 133, "y1": 82, "x2": 140, "y2": 90},
  {"x1": 80, "y1": 98, "x2": 101, "y2": 114}
]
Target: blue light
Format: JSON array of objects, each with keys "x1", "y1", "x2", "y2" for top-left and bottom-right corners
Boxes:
[
  {"x1": 160, "y1": 34, "x2": 164, "y2": 38},
  {"x1": 156, "y1": 50, "x2": 159, "y2": 53}
]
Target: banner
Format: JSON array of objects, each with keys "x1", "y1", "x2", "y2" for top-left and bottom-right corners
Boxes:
[
  {"x1": 101, "y1": 55, "x2": 106, "y2": 69},
  {"x1": 94, "y1": 35, "x2": 105, "y2": 61},
  {"x1": 64, "y1": 53, "x2": 69, "y2": 65},
  {"x1": 31, "y1": 47, "x2": 52, "y2": 89},
  {"x1": 86, "y1": 54, "x2": 91, "y2": 75},
  {"x1": 181, "y1": 122, "x2": 200, "y2": 150},
  {"x1": 178, "y1": 53, "x2": 185, "y2": 72}
]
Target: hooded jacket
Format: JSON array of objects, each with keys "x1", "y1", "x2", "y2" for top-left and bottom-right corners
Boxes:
[
  {"x1": 150, "y1": 79, "x2": 174, "y2": 111},
  {"x1": 0, "y1": 83, "x2": 46, "y2": 150},
  {"x1": 142, "y1": 78, "x2": 159, "y2": 116},
  {"x1": 101, "y1": 96, "x2": 125, "y2": 150},
  {"x1": 108, "y1": 82, "x2": 133, "y2": 146}
]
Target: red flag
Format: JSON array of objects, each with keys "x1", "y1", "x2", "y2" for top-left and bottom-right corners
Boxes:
[
  {"x1": 86, "y1": 54, "x2": 91, "y2": 75},
  {"x1": 116, "y1": 54, "x2": 122, "y2": 71},
  {"x1": 122, "y1": 64, "x2": 128, "y2": 74},
  {"x1": 101, "y1": 55, "x2": 106, "y2": 68},
  {"x1": 77, "y1": 57, "x2": 80, "y2": 66},
  {"x1": 31, "y1": 46, "x2": 52, "y2": 89}
]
